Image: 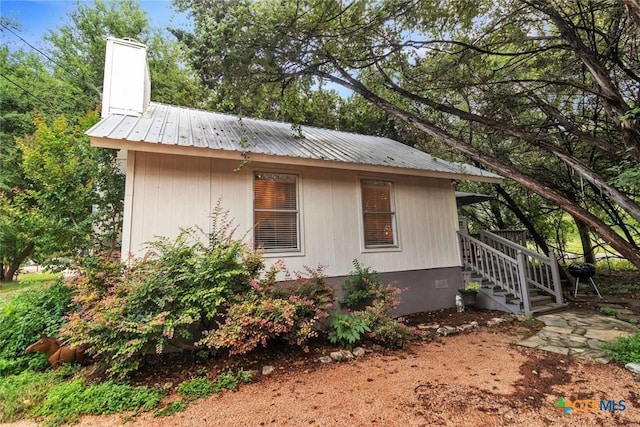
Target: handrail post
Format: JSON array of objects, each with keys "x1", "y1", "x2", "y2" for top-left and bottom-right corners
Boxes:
[
  {"x1": 549, "y1": 251, "x2": 563, "y2": 305},
  {"x1": 516, "y1": 251, "x2": 532, "y2": 316}
]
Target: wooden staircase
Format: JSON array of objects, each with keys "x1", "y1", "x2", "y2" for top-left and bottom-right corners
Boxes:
[{"x1": 459, "y1": 230, "x2": 567, "y2": 316}]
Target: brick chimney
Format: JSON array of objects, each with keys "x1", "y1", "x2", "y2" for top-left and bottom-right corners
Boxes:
[{"x1": 101, "y1": 38, "x2": 150, "y2": 117}]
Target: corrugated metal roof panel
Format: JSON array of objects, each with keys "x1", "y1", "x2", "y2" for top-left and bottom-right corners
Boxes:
[{"x1": 87, "y1": 102, "x2": 502, "y2": 180}]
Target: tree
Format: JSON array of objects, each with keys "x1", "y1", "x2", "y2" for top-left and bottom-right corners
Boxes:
[
  {"x1": 1, "y1": 1, "x2": 212, "y2": 280},
  {"x1": 174, "y1": 0, "x2": 640, "y2": 268},
  {"x1": 1, "y1": 112, "x2": 100, "y2": 281}
]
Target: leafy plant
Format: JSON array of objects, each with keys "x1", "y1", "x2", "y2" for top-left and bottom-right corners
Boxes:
[
  {"x1": 366, "y1": 317, "x2": 413, "y2": 350},
  {"x1": 0, "y1": 366, "x2": 76, "y2": 422},
  {"x1": 599, "y1": 307, "x2": 620, "y2": 317},
  {"x1": 0, "y1": 279, "x2": 73, "y2": 376},
  {"x1": 328, "y1": 312, "x2": 370, "y2": 348},
  {"x1": 336, "y1": 260, "x2": 413, "y2": 349},
  {"x1": 177, "y1": 377, "x2": 216, "y2": 401},
  {"x1": 213, "y1": 369, "x2": 252, "y2": 391},
  {"x1": 202, "y1": 265, "x2": 334, "y2": 354},
  {"x1": 62, "y1": 214, "x2": 252, "y2": 377},
  {"x1": 155, "y1": 399, "x2": 188, "y2": 417},
  {"x1": 465, "y1": 281, "x2": 481, "y2": 292},
  {"x1": 340, "y1": 260, "x2": 381, "y2": 309},
  {"x1": 604, "y1": 334, "x2": 640, "y2": 365},
  {"x1": 31, "y1": 379, "x2": 161, "y2": 426}
]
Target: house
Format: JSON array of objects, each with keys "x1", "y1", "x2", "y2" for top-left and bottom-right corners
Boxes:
[{"x1": 86, "y1": 38, "x2": 503, "y2": 316}]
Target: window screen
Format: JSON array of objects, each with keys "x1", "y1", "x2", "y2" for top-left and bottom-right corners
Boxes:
[
  {"x1": 254, "y1": 172, "x2": 299, "y2": 251},
  {"x1": 361, "y1": 179, "x2": 397, "y2": 248}
]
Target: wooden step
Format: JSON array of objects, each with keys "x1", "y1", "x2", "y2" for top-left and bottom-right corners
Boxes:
[
  {"x1": 531, "y1": 303, "x2": 568, "y2": 316},
  {"x1": 529, "y1": 294, "x2": 553, "y2": 307}
]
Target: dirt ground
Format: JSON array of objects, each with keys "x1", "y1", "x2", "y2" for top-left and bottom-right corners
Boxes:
[{"x1": 52, "y1": 308, "x2": 637, "y2": 427}]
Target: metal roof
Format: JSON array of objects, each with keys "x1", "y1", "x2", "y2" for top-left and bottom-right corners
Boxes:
[{"x1": 87, "y1": 102, "x2": 502, "y2": 181}]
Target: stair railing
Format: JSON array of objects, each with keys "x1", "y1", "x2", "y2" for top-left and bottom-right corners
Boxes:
[
  {"x1": 479, "y1": 230, "x2": 563, "y2": 307},
  {"x1": 459, "y1": 232, "x2": 524, "y2": 304},
  {"x1": 490, "y1": 229, "x2": 528, "y2": 247}
]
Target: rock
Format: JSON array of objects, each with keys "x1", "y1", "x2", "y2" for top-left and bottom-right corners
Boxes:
[
  {"x1": 262, "y1": 365, "x2": 275, "y2": 375},
  {"x1": 352, "y1": 347, "x2": 366, "y2": 357},
  {"x1": 625, "y1": 363, "x2": 640, "y2": 374},
  {"x1": 341, "y1": 350, "x2": 355, "y2": 360},
  {"x1": 371, "y1": 344, "x2": 384, "y2": 352},
  {"x1": 330, "y1": 351, "x2": 344, "y2": 362},
  {"x1": 470, "y1": 321, "x2": 479, "y2": 328},
  {"x1": 319, "y1": 356, "x2": 333, "y2": 364},
  {"x1": 417, "y1": 323, "x2": 440, "y2": 330},
  {"x1": 437, "y1": 326, "x2": 458, "y2": 336},
  {"x1": 487, "y1": 318, "x2": 506, "y2": 327},
  {"x1": 162, "y1": 382, "x2": 173, "y2": 390}
]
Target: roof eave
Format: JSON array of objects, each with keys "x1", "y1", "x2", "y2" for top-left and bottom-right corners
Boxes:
[{"x1": 89, "y1": 136, "x2": 503, "y2": 183}]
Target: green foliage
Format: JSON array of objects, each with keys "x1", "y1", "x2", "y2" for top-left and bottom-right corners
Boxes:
[
  {"x1": 62, "y1": 220, "x2": 250, "y2": 377},
  {"x1": 604, "y1": 334, "x2": 640, "y2": 365},
  {"x1": 31, "y1": 379, "x2": 161, "y2": 426},
  {"x1": 155, "y1": 399, "x2": 188, "y2": 417},
  {"x1": 599, "y1": 307, "x2": 620, "y2": 317},
  {"x1": 328, "y1": 312, "x2": 370, "y2": 348},
  {"x1": 366, "y1": 317, "x2": 413, "y2": 350},
  {"x1": 63, "y1": 208, "x2": 333, "y2": 377},
  {"x1": 465, "y1": 282, "x2": 481, "y2": 292},
  {"x1": 0, "y1": 366, "x2": 76, "y2": 422},
  {"x1": 336, "y1": 260, "x2": 413, "y2": 349},
  {"x1": 178, "y1": 370, "x2": 253, "y2": 401},
  {"x1": 0, "y1": 279, "x2": 73, "y2": 375},
  {"x1": 341, "y1": 259, "x2": 381, "y2": 309},
  {"x1": 177, "y1": 377, "x2": 217, "y2": 401}
]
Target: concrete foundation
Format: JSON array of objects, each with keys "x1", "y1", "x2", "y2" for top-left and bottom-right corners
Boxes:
[{"x1": 324, "y1": 266, "x2": 463, "y2": 316}]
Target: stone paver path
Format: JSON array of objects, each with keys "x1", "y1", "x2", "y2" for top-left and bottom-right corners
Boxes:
[{"x1": 518, "y1": 311, "x2": 638, "y2": 363}]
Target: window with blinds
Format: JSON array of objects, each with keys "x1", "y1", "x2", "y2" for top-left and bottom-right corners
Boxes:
[
  {"x1": 361, "y1": 179, "x2": 397, "y2": 248},
  {"x1": 254, "y1": 172, "x2": 299, "y2": 251}
]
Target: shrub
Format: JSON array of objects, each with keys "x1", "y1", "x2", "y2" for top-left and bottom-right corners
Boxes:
[
  {"x1": 366, "y1": 317, "x2": 414, "y2": 350},
  {"x1": 328, "y1": 312, "x2": 370, "y2": 348},
  {"x1": 202, "y1": 265, "x2": 335, "y2": 354},
  {"x1": 340, "y1": 260, "x2": 381, "y2": 309},
  {"x1": 0, "y1": 279, "x2": 73, "y2": 376},
  {"x1": 337, "y1": 260, "x2": 414, "y2": 349},
  {"x1": 604, "y1": 334, "x2": 640, "y2": 364},
  {"x1": 63, "y1": 208, "x2": 335, "y2": 377},
  {"x1": 62, "y1": 222, "x2": 251, "y2": 377}
]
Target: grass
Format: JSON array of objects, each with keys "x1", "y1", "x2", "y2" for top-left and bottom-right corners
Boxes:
[
  {"x1": 604, "y1": 334, "x2": 640, "y2": 365},
  {"x1": 0, "y1": 367, "x2": 162, "y2": 426},
  {"x1": 0, "y1": 273, "x2": 60, "y2": 298},
  {"x1": 599, "y1": 307, "x2": 620, "y2": 317}
]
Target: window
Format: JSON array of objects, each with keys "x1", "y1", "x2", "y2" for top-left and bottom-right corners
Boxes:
[
  {"x1": 254, "y1": 172, "x2": 299, "y2": 251},
  {"x1": 361, "y1": 179, "x2": 397, "y2": 248}
]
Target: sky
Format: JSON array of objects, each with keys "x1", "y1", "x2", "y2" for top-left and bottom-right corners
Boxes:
[{"x1": 1, "y1": 0, "x2": 186, "y2": 50}]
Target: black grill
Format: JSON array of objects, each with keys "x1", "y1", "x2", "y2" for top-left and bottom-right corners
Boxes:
[{"x1": 568, "y1": 263, "x2": 596, "y2": 279}]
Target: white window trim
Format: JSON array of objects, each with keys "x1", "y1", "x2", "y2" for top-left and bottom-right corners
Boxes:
[
  {"x1": 252, "y1": 168, "x2": 305, "y2": 257},
  {"x1": 357, "y1": 176, "x2": 402, "y2": 253}
]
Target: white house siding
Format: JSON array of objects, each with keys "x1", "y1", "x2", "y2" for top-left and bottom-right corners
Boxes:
[
  {"x1": 125, "y1": 152, "x2": 461, "y2": 276},
  {"x1": 125, "y1": 151, "x2": 465, "y2": 314}
]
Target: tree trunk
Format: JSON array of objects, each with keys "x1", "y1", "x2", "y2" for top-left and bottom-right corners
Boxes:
[
  {"x1": 381, "y1": 81, "x2": 640, "y2": 222},
  {"x1": 493, "y1": 184, "x2": 551, "y2": 255},
  {"x1": 574, "y1": 218, "x2": 596, "y2": 264},
  {"x1": 1, "y1": 242, "x2": 34, "y2": 282}
]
